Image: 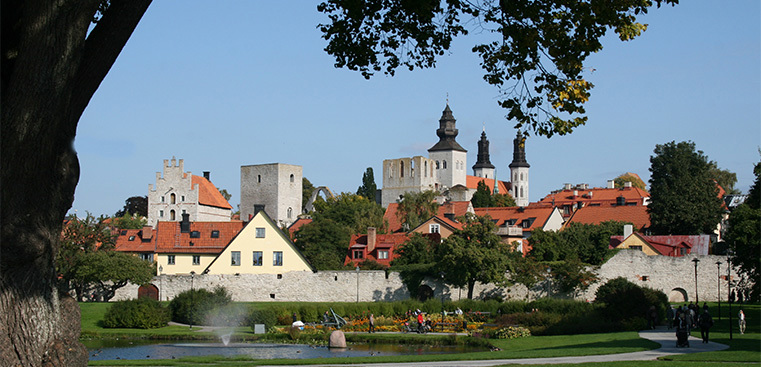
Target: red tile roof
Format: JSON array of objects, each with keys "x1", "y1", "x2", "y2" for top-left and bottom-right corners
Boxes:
[
  {"x1": 114, "y1": 228, "x2": 155, "y2": 253},
  {"x1": 466, "y1": 175, "x2": 511, "y2": 195},
  {"x1": 154, "y1": 220, "x2": 243, "y2": 254},
  {"x1": 564, "y1": 205, "x2": 650, "y2": 230},
  {"x1": 345, "y1": 232, "x2": 410, "y2": 266},
  {"x1": 192, "y1": 175, "x2": 233, "y2": 209},
  {"x1": 538, "y1": 186, "x2": 650, "y2": 208},
  {"x1": 473, "y1": 206, "x2": 555, "y2": 232},
  {"x1": 610, "y1": 233, "x2": 693, "y2": 257}
]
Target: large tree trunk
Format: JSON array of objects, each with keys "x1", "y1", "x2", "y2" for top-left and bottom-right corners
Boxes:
[{"x1": 1, "y1": 1, "x2": 151, "y2": 365}]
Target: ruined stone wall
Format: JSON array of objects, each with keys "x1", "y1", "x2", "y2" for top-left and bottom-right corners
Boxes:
[{"x1": 114, "y1": 251, "x2": 744, "y2": 304}]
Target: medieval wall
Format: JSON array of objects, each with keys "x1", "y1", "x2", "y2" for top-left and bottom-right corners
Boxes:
[{"x1": 115, "y1": 251, "x2": 743, "y2": 304}]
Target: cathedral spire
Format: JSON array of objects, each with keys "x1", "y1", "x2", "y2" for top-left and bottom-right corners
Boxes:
[
  {"x1": 472, "y1": 130, "x2": 495, "y2": 171},
  {"x1": 428, "y1": 104, "x2": 467, "y2": 153},
  {"x1": 508, "y1": 131, "x2": 530, "y2": 169}
]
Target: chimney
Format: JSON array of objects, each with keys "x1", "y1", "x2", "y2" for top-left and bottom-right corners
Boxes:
[
  {"x1": 180, "y1": 213, "x2": 190, "y2": 233},
  {"x1": 203, "y1": 171, "x2": 210, "y2": 180},
  {"x1": 623, "y1": 224, "x2": 633, "y2": 238},
  {"x1": 573, "y1": 190, "x2": 578, "y2": 197},
  {"x1": 141, "y1": 226, "x2": 153, "y2": 240},
  {"x1": 624, "y1": 181, "x2": 632, "y2": 188},
  {"x1": 564, "y1": 183, "x2": 572, "y2": 190},
  {"x1": 444, "y1": 213, "x2": 455, "y2": 221},
  {"x1": 607, "y1": 180, "x2": 615, "y2": 189},
  {"x1": 367, "y1": 227, "x2": 377, "y2": 253}
]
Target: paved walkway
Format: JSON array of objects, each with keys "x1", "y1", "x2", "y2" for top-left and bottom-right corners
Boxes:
[{"x1": 260, "y1": 326, "x2": 728, "y2": 367}]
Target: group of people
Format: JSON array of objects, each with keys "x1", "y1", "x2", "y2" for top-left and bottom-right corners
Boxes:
[{"x1": 666, "y1": 302, "x2": 748, "y2": 345}]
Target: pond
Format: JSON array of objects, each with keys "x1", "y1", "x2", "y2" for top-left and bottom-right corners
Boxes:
[{"x1": 85, "y1": 339, "x2": 485, "y2": 361}]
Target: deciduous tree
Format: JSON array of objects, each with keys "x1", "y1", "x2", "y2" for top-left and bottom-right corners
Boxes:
[
  {"x1": 614, "y1": 173, "x2": 646, "y2": 190},
  {"x1": 396, "y1": 190, "x2": 439, "y2": 231},
  {"x1": 114, "y1": 195, "x2": 148, "y2": 218},
  {"x1": 75, "y1": 250, "x2": 155, "y2": 302},
  {"x1": 435, "y1": 214, "x2": 512, "y2": 299},
  {"x1": 57, "y1": 213, "x2": 116, "y2": 300},
  {"x1": 294, "y1": 218, "x2": 352, "y2": 270},
  {"x1": 313, "y1": 192, "x2": 386, "y2": 234},
  {"x1": 647, "y1": 141, "x2": 724, "y2": 235},
  {"x1": 726, "y1": 160, "x2": 761, "y2": 301}
]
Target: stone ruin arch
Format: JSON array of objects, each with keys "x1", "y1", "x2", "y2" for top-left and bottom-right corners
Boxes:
[
  {"x1": 305, "y1": 186, "x2": 334, "y2": 213},
  {"x1": 668, "y1": 288, "x2": 688, "y2": 303}
]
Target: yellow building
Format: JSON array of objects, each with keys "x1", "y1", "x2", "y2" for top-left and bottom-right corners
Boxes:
[{"x1": 204, "y1": 210, "x2": 314, "y2": 274}]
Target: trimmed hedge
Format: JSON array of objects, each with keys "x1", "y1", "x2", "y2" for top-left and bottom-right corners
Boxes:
[{"x1": 103, "y1": 297, "x2": 170, "y2": 329}]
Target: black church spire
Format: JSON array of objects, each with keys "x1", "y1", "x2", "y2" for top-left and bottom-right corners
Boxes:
[
  {"x1": 472, "y1": 130, "x2": 495, "y2": 170},
  {"x1": 508, "y1": 131, "x2": 530, "y2": 168},
  {"x1": 428, "y1": 104, "x2": 467, "y2": 152}
]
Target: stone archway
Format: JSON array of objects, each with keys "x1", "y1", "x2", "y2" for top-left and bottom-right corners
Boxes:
[
  {"x1": 138, "y1": 284, "x2": 159, "y2": 300},
  {"x1": 417, "y1": 285, "x2": 434, "y2": 302},
  {"x1": 668, "y1": 288, "x2": 688, "y2": 303},
  {"x1": 305, "y1": 186, "x2": 334, "y2": 213}
]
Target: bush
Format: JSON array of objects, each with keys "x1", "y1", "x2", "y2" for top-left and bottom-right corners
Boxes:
[
  {"x1": 250, "y1": 308, "x2": 278, "y2": 332},
  {"x1": 169, "y1": 287, "x2": 232, "y2": 325},
  {"x1": 103, "y1": 297, "x2": 170, "y2": 329},
  {"x1": 493, "y1": 326, "x2": 531, "y2": 339},
  {"x1": 595, "y1": 277, "x2": 668, "y2": 324}
]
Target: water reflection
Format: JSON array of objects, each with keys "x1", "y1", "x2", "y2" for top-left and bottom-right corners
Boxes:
[{"x1": 86, "y1": 340, "x2": 481, "y2": 361}]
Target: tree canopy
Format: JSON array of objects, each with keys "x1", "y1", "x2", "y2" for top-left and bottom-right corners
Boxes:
[
  {"x1": 471, "y1": 180, "x2": 516, "y2": 208},
  {"x1": 435, "y1": 214, "x2": 513, "y2": 299},
  {"x1": 114, "y1": 195, "x2": 148, "y2": 218},
  {"x1": 313, "y1": 192, "x2": 386, "y2": 234},
  {"x1": 318, "y1": 0, "x2": 677, "y2": 138},
  {"x1": 294, "y1": 218, "x2": 352, "y2": 270},
  {"x1": 396, "y1": 190, "x2": 439, "y2": 231},
  {"x1": 726, "y1": 160, "x2": 761, "y2": 301},
  {"x1": 647, "y1": 141, "x2": 724, "y2": 235},
  {"x1": 75, "y1": 250, "x2": 155, "y2": 302},
  {"x1": 614, "y1": 173, "x2": 646, "y2": 190}
]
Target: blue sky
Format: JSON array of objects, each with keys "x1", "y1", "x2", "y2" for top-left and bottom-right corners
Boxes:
[{"x1": 71, "y1": 1, "x2": 760, "y2": 217}]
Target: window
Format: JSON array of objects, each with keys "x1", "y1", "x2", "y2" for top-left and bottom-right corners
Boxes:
[
  {"x1": 170, "y1": 210, "x2": 176, "y2": 220},
  {"x1": 273, "y1": 251, "x2": 283, "y2": 266},
  {"x1": 139, "y1": 253, "x2": 153, "y2": 262},
  {"x1": 290, "y1": 174, "x2": 295, "y2": 183},
  {"x1": 170, "y1": 193, "x2": 176, "y2": 204},
  {"x1": 287, "y1": 207, "x2": 292, "y2": 219},
  {"x1": 256, "y1": 227, "x2": 266, "y2": 238},
  {"x1": 641, "y1": 275, "x2": 649, "y2": 281},
  {"x1": 231, "y1": 251, "x2": 241, "y2": 266},
  {"x1": 424, "y1": 161, "x2": 428, "y2": 177},
  {"x1": 192, "y1": 255, "x2": 200, "y2": 265},
  {"x1": 429, "y1": 224, "x2": 440, "y2": 233},
  {"x1": 181, "y1": 195, "x2": 185, "y2": 202},
  {"x1": 630, "y1": 245, "x2": 643, "y2": 251},
  {"x1": 257, "y1": 174, "x2": 261, "y2": 183},
  {"x1": 190, "y1": 231, "x2": 200, "y2": 238},
  {"x1": 400, "y1": 161, "x2": 404, "y2": 177},
  {"x1": 252, "y1": 251, "x2": 263, "y2": 266},
  {"x1": 120, "y1": 230, "x2": 127, "y2": 235},
  {"x1": 128, "y1": 235, "x2": 135, "y2": 241},
  {"x1": 378, "y1": 250, "x2": 389, "y2": 260},
  {"x1": 443, "y1": 160, "x2": 447, "y2": 169},
  {"x1": 182, "y1": 209, "x2": 186, "y2": 214},
  {"x1": 159, "y1": 210, "x2": 164, "y2": 218},
  {"x1": 167, "y1": 255, "x2": 175, "y2": 265},
  {"x1": 353, "y1": 249, "x2": 364, "y2": 259},
  {"x1": 436, "y1": 161, "x2": 440, "y2": 169},
  {"x1": 211, "y1": 230, "x2": 219, "y2": 238}
]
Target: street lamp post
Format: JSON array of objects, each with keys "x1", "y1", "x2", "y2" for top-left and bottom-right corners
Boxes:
[
  {"x1": 716, "y1": 261, "x2": 722, "y2": 320},
  {"x1": 355, "y1": 266, "x2": 360, "y2": 303},
  {"x1": 692, "y1": 258, "x2": 700, "y2": 303},
  {"x1": 727, "y1": 256, "x2": 732, "y2": 340},
  {"x1": 190, "y1": 271, "x2": 195, "y2": 330},
  {"x1": 439, "y1": 272, "x2": 446, "y2": 321}
]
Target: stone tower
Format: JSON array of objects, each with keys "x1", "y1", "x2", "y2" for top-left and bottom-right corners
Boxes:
[
  {"x1": 240, "y1": 163, "x2": 302, "y2": 228},
  {"x1": 381, "y1": 156, "x2": 437, "y2": 207},
  {"x1": 508, "y1": 131, "x2": 530, "y2": 207},
  {"x1": 427, "y1": 104, "x2": 467, "y2": 190},
  {"x1": 472, "y1": 129, "x2": 495, "y2": 179}
]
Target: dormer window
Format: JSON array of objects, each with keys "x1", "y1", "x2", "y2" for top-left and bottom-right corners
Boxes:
[
  {"x1": 211, "y1": 230, "x2": 219, "y2": 238},
  {"x1": 190, "y1": 231, "x2": 200, "y2": 238}
]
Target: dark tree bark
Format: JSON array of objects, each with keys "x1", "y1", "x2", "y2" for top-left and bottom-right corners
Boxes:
[{"x1": 1, "y1": 1, "x2": 151, "y2": 365}]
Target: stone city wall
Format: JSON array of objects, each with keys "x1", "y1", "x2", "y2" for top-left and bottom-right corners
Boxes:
[{"x1": 114, "y1": 250, "x2": 744, "y2": 304}]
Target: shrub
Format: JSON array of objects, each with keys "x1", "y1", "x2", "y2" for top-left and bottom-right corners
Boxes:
[
  {"x1": 493, "y1": 326, "x2": 531, "y2": 339},
  {"x1": 250, "y1": 308, "x2": 278, "y2": 332},
  {"x1": 103, "y1": 297, "x2": 170, "y2": 329},
  {"x1": 595, "y1": 277, "x2": 668, "y2": 324},
  {"x1": 169, "y1": 287, "x2": 232, "y2": 325}
]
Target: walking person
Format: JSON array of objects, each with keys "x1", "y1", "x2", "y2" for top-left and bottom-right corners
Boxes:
[
  {"x1": 666, "y1": 306, "x2": 675, "y2": 330},
  {"x1": 738, "y1": 310, "x2": 746, "y2": 334},
  {"x1": 368, "y1": 314, "x2": 375, "y2": 333},
  {"x1": 699, "y1": 309, "x2": 713, "y2": 343}
]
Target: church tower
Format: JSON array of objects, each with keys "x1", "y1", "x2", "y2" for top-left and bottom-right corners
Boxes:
[
  {"x1": 472, "y1": 129, "x2": 495, "y2": 179},
  {"x1": 428, "y1": 104, "x2": 467, "y2": 190},
  {"x1": 508, "y1": 131, "x2": 530, "y2": 207}
]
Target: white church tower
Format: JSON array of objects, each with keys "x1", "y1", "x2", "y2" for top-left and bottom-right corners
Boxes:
[
  {"x1": 508, "y1": 131, "x2": 530, "y2": 207},
  {"x1": 428, "y1": 104, "x2": 467, "y2": 190}
]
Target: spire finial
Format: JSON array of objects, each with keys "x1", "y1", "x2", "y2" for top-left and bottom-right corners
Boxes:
[
  {"x1": 446, "y1": 92, "x2": 449, "y2": 105},
  {"x1": 482, "y1": 122, "x2": 486, "y2": 133}
]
